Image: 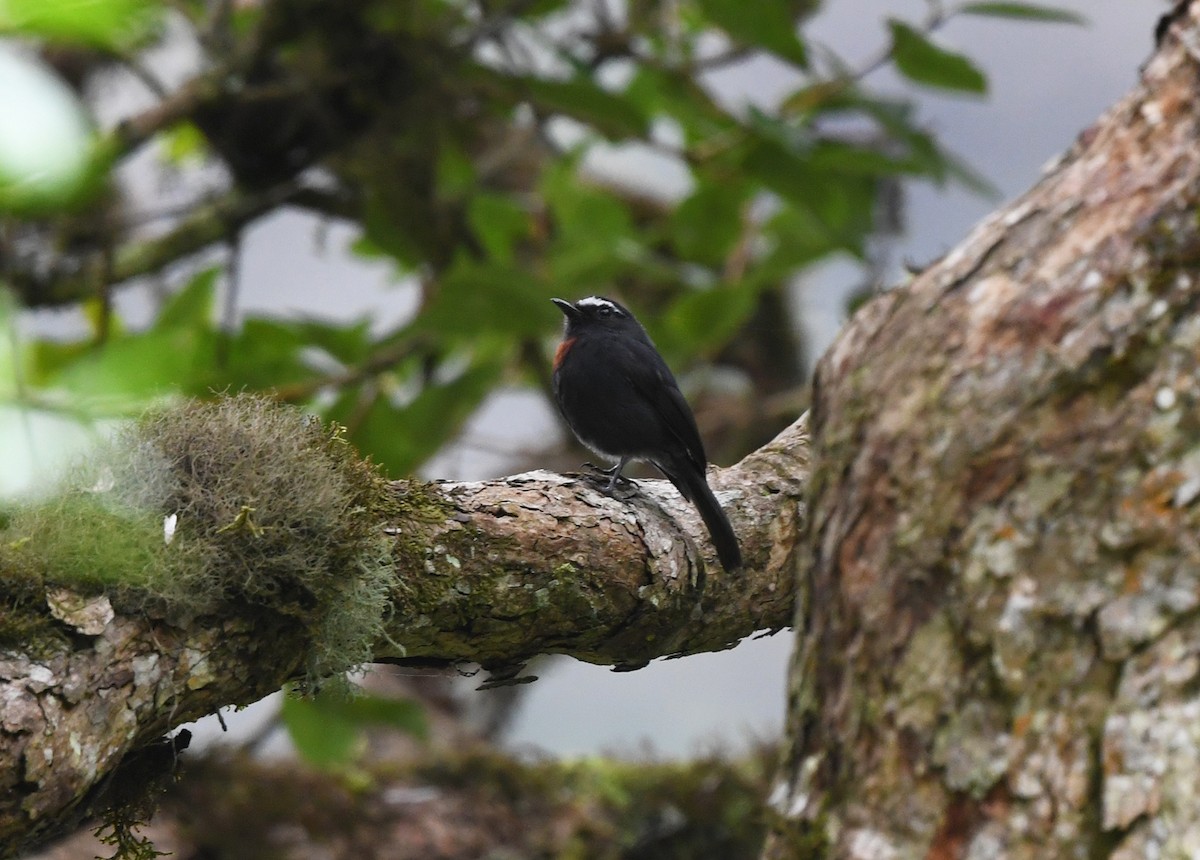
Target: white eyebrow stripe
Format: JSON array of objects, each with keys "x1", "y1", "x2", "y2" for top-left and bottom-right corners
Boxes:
[{"x1": 577, "y1": 296, "x2": 621, "y2": 312}]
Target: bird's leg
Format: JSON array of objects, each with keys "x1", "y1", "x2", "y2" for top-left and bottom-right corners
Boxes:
[
  {"x1": 582, "y1": 457, "x2": 637, "y2": 497},
  {"x1": 604, "y1": 457, "x2": 631, "y2": 493}
]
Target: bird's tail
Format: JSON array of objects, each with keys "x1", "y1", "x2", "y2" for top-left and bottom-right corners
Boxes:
[{"x1": 661, "y1": 462, "x2": 742, "y2": 572}]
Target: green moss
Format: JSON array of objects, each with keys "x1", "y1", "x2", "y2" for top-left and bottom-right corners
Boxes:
[
  {"x1": 0, "y1": 395, "x2": 400, "y2": 686},
  {"x1": 4, "y1": 495, "x2": 170, "y2": 593},
  {"x1": 0, "y1": 593, "x2": 69, "y2": 655},
  {"x1": 554, "y1": 561, "x2": 581, "y2": 578}
]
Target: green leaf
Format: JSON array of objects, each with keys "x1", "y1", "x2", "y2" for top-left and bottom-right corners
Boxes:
[
  {"x1": 741, "y1": 137, "x2": 876, "y2": 254},
  {"x1": 301, "y1": 319, "x2": 375, "y2": 364},
  {"x1": 329, "y1": 694, "x2": 428, "y2": 738},
  {"x1": 958, "y1": 2, "x2": 1085, "y2": 24},
  {"x1": 541, "y1": 161, "x2": 639, "y2": 289},
  {"x1": 658, "y1": 287, "x2": 760, "y2": 357},
  {"x1": 155, "y1": 266, "x2": 217, "y2": 330},
  {"x1": 39, "y1": 268, "x2": 220, "y2": 407},
  {"x1": 342, "y1": 355, "x2": 502, "y2": 474},
  {"x1": 832, "y1": 93, "x2": 996, "y2": 195},
  {"x1": 280, "y1": 694, "x2": 359, "y2": 768},
  {"x1": 160, "y1": 122, "x2": 208, "y2": 165},
  {"x1": 0, "y1": 0, "x2": 160, "y2": 48},
  {"x1": 888, "y1": 20, "x2": 987, "y2": 94},
  {"x1": 435, "y1": 142, "x2": 476, "y2": 200},
  {"x1": 0, "y1": 290, "x2": 18, "y2": 401},
  {"x1": 212, "y1": 319, "x2": 310, "y2": 392},
  {"x1": 467, "y1": 193, "x2": 531, "y2": 265},
  {"x1": 521, "y1": 76, "x2": 649, "y2": 139},
  {"x1": 696, "y1": 0, "x2": 808, "y2": 67},
  {"x1": 283, "y1": 691, "x2": 427, "y2": 769},
  {"x1": 419, "y1": 257, "x2": 553, "y2": 338},
  {"x1": 0, "y1": 50, "x2": 100, "y2": 214},
  {"x1": 51, "y1": 326, "x2": 216, "y2": 408},
  {"x1": 671, "y1": 182, "x2": 750, "y2": 268},
  {"x1": 625, "y1": 66, "x2": 731, "y2": 146}
]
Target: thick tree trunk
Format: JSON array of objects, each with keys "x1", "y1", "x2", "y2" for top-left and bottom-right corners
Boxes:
[{"x1": 766, "y1": 5, "x2": 1200, "y2": 858}]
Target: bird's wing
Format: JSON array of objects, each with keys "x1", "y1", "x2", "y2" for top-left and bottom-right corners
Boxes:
[{"x1": 622, "y1": 339, "x2": 708, "y2": 468}]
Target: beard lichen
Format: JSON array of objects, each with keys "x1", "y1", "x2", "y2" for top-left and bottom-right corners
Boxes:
[{"x1": 0, "y1": 394, "x2": 397, "y2": 686}]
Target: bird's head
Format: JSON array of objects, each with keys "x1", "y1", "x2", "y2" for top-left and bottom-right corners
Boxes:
[{"x1": 551, "y1": 296, "x2": 641, "y2": 338}]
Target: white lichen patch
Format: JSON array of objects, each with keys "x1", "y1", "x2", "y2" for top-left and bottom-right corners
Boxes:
[
  {"x1": 1099, "y1": 595, "x2": 1174, "y2": 660},
  {"x1": 934, "y1": 701, "x2": 1012, "y2": 795},
  {"x1": 894, "y1": 613, "x2": 962, "y2": 731},
  {"x1": 1021, "y1": 470, "x2": 1074, "y2": 518},
  {"x1": 964, "y1": 824, "x2": 1008, "y2": 860},
  {"x1": 992, "y1": 577, "x2": 1040, "y2": 689},
  {"x1": 1098, "y1": 558, "x2": 1200, "y2": 661},
  {"x1": 46, "y1": 588, "x2": 113, "y2": 636},
  {"x1": 846, "y1": 828, "x2": 899, "y2": 860},
  {"x1": 962, "y1": 509, "x2": 1032, "y2": 587},
  {"x1": 1140, "y1": 100, "x2": 1164, "y2": 126},
  {"x1": 131, "y1": 653, "x2": 160, "y2": 689},
  {"x1": 180, "y1": 647, "x2": 215, "y2": 691},
  {"x1": 1008, "y1": 710, "x2": 1091, "y2": 826},
  {"x1": 1, "y1": 682, "x2": 44, "y2": 732},
  {"x1": 1171, "y1": 448, "x2": 1200, "y2": 507},
  {"x1": 26, "y1": 664, "x2": 55, "y2": 692},
  {"x1": 1117, "y1": 627, "x2": 1200, "y2": 709},
  {"x1": 1102, "y1": 700, "x2": 1200, "y2": 832}
]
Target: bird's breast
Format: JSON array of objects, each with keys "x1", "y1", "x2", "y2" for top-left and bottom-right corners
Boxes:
[{"x1": 553, "y1": 337, "x2": 576, "y2": 372}]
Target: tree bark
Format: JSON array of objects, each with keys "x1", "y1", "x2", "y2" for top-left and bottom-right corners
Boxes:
[
  {"x1": 766, "y1": 4, "x2": 1200, "y2": 858},
  {"x1": 0, "y1": 415, "x2": 806, "y2": 857}
]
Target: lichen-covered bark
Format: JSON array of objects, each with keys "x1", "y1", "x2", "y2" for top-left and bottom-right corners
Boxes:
[
  {"x1": 384, "y1": 420, "x2": 805, "y2": 673},
  {"x1": 765, "y1": 5, "x2": 1200, "y2": 858},
  {"x1": 0, "y1": 612, "x2": 304, "y2": 856},
  {"x1": 0, "y1": 414, "x2": 806, "y2": 857}
]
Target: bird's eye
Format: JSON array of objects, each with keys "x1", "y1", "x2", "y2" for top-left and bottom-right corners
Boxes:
[{"x1": 598, "y1": 306, "x2": 612, "y2": 317}]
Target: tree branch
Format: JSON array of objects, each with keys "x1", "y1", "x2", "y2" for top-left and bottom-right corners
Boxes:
[
  {"x1": 0, "y1": 412, "x2": 807, "y2": 856},
  {"x1": 9, "y1": 183, "x2": 329, "y2": 307}
]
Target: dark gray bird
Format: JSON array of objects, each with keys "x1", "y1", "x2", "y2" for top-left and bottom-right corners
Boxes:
[{"x1": 551, "y1": 296, "x2": 742, "y2": 572}]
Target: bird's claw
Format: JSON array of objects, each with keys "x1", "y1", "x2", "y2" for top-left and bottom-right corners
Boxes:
[{"x1": 580, "y1": 464, "x2": 638, "y2": 498}]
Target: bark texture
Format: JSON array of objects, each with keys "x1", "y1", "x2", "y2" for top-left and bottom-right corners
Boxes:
[
  {"x1": 383, "y1": 420, "x2": 805, "y2": 672},
  {"x1": 0, "y1": 414, "x2": 806, "y2": 857},
  {"x1": 767, "y1": 6, "x2": 1200, "y2": 858}
]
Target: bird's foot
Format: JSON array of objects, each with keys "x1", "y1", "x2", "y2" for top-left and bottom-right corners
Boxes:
[{"x1": 581, "y1": 463, "x2": 638, "y2": 499}]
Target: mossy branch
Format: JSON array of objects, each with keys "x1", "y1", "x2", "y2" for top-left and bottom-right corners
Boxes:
[{"x1": 0, "y1": 396, "x2": 806, "y2": 856}]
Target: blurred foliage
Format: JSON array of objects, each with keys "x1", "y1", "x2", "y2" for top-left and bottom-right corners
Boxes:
[
  {"x1": 0, "y1": 0, "x2": 161, "y2": 48},
  {"x1": 282, "y1": 686, "x2": 428, "y2": 770},
  {"x1": 0, "y1": 0, "x2": 1081, "y2": 472},
  {"x1": 165, "y1": 742, "x2": 780, "y2": 859}
]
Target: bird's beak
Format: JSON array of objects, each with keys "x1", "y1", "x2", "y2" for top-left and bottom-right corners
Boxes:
[{"x1": 551, "y1": 298, "x2": 579, "y2": 319}]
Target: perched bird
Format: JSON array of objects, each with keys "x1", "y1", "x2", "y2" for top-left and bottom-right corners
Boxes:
[{"x1": 551, "y1": 296, "x2": 742, "y2": 572}]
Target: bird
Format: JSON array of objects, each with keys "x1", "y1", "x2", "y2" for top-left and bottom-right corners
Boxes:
[{"x1": 550, "y1": 295, "x2": 742, "y2": 572}]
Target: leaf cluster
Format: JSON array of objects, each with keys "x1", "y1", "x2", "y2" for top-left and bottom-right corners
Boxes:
[{"x1": 0, "y1": 0, "x2": 1082, "y2": 477}]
